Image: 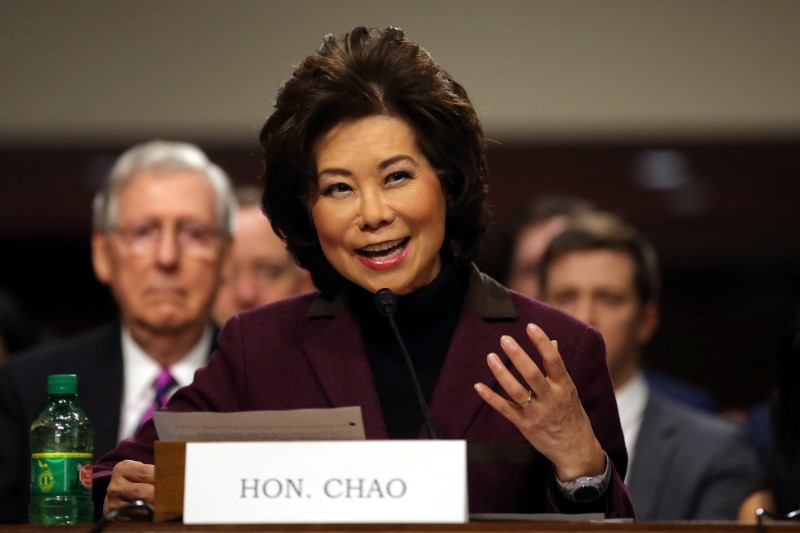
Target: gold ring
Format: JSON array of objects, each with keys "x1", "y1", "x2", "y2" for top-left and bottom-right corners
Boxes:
[{"x1": 519, "y1": 389, "x2": 533, "y2": 408}]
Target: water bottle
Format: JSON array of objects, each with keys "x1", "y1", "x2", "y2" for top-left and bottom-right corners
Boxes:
[{"x1": 29, "y1": 374, "x2": 94, "y2": 524}]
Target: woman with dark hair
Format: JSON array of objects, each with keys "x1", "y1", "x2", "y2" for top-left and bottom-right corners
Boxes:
[
  {"x1": 260, "y1": 27, "x2": 489, "y2": 298},
  {"x1": 94, "y1": 27, "x2": 634, "y2": 519}
]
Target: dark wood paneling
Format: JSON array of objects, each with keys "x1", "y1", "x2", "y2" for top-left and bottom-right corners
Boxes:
[{"x1": 1, "y1": 139, "x2": 798, "y2": 408}]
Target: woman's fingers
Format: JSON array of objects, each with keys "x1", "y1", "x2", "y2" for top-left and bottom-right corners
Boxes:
[
  {"x1": 486, "y1": 352, "x2": 534, "y2": 407},
  {"x1": 525, "y1": 323, "x2": 570, "y2": 383},
  {"x1": 105, "y1": 461, "x2": 155, "y2": 515},
  {"x1": 475, "y1": 323, "x2": 604, "y2": 478},
  {"x1": 473, "y1": 382, "x2": 523, "y2": 421},
  {"x1": 486, "y1": 324, "x2": 572, "y2": 406},
  {"x1": 498, "y1": 333, "x2": 549, "y2": 398},
  {"x1": 481, "y1": 325, "x2": 562, "y2": 410},
  {"x1": 119, "y1": 460, "x2": 155, "y2": 484}
]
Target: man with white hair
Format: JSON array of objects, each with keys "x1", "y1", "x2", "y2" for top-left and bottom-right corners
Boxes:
[{"x1": 0, "y1": 140, "x2": 235, "y2": 523}]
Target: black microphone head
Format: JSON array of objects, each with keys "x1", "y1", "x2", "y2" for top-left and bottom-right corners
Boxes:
[{"x1": 374, "y1": 288, "x2": 397, "y2": 317}]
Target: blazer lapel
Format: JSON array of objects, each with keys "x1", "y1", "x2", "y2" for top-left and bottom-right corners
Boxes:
[
  {"x1": 301, "y1": 306, "x2": 389, "y2": 439},
  {"x1": 82, "y1": 324, "x2": 125, "y2": 459},
  {"x1": 429, "y1": 267, "x2": 519, "y2": 439},
  {"x1": 627, "y1": 394, "x2": 679, "y2": 519},
  {"x1": 429, "y1": 306, "x2": 502, "y2": 438},
  {"x1": 300, "y1": 266, "x2": 517, "y2": 442}
]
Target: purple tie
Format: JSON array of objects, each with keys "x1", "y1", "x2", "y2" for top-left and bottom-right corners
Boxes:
[{"x1": 137, "y1": 368, "x2": 177, "y2": 431}]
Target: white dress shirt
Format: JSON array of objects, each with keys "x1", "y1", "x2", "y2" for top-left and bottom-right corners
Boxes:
[
  {"x1": 118, "y1": 326, "x2": 212, "y2": 440},
  {"x1": 614, "y1": 370, "x2": 649, "y2": 483}
]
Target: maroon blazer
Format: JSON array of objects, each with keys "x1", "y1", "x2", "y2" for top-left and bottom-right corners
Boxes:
[{"x1": 94, "y1": 266, "x2": 634, "y2": 518}]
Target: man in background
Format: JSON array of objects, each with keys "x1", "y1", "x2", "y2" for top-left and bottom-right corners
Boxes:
[
  {"x1": 0, "y1": 140, "x2": 235, "y2": 523},
  {"x1": 505, "y1": 196, "x2": 717, "y2": 412},
  {"x1": 212, "y1": 186, "x2": 314, "y2": 326},
  {"x1": 539, "y1": 212, "x2": 760, "y2": 520},
  {"x1": 505, "y1": 195, "x2": 593, "y2": 300}
]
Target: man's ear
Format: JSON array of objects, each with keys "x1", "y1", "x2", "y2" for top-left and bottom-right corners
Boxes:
[
  {"x1": 637, "y1": 301, "x2": 660, "y2": 345},
  {"x1": 91, "y1": 231, "x2": 112, "y2": 285}
]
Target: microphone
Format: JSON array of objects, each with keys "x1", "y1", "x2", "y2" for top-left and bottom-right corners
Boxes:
[{"x1": 374, "y1": 288, "x2": 438, "y2": 439}]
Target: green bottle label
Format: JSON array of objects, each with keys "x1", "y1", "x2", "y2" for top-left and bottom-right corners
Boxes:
[{"x1": 31, "y1": 452, "x2": 92, "y2": 496}]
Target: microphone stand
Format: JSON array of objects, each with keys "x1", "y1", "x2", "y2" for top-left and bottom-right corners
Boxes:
[{"x1": 374, "y1": 288, "x2": 438, "y2": 439}]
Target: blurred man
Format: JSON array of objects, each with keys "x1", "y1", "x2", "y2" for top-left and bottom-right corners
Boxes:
[
  {"x1": 506, "y1": 196, "x2": 717, "y2": 412},
  {"x1": 540, "y1": 213, "x2": 760, "y2": 520},
  {"x1": 0, "y1": 140, "x2": 235, "y2": 523},
  {"x1": 505, "y1": 195, "x2": 593, "y2": 300},
  {"x1": 212, "y1": 187, "x2": 313, "y2": 325}
]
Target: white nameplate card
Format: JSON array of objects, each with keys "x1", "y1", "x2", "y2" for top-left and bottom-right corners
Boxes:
[{"x1": 183, "y1": 440, "x2": 467, "y2": 524}]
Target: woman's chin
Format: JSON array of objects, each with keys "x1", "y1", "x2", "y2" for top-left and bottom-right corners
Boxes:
[
  {"x1": 351, "y1": 274, "x2": 409, "y2": 296},
  {"x1": 350, "y1": 262, "x2": 440, "y2": 296}
]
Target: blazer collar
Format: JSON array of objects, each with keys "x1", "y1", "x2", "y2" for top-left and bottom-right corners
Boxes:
[
  {"x1": 300, "y1": 307, "x2": 389, "y2": 438},
  {"x1": 302, "y1": 264, "x2": 517, "y2": 440},
  {"x1": 306, "y1": 263, "x2": 517, "y2": 320}
]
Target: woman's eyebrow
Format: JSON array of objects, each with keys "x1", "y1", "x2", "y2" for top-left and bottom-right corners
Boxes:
[
  {"x1": 316, "y1": 167, "x2": 352, "y2": 179},
  {"x1": 378, "y1": 154, "x2": 417, "y2": 170},
  {"x1": 317, "y1": 154, "x2": 418, "y2": 178}
]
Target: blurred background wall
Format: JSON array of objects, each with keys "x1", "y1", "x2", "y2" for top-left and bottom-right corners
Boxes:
[{"x1": 1, "y1": 0, "x2": 798, "y2": 408}]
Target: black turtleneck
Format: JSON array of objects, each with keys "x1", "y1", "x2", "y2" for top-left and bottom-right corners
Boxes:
[{"x1": 347, "y1": 258, "x2": 470, "y2": 439}]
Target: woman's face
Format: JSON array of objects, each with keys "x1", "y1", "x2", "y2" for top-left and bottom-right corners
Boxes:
[{"x1": 310, "y1": 115, "x2": 447, "y2": 295}]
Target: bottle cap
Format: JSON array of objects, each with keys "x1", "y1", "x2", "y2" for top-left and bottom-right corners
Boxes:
[{"x1": 47, "y1": 374, "x2": 78, "y2": 395}]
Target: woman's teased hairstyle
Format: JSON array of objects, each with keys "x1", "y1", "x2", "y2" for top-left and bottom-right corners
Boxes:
[{"x1": 260, "y1": 26, "x2": 489, "y2": 296}]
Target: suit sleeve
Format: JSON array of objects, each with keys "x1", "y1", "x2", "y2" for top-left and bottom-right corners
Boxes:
[
  {"x1": 0, "y1": 363, "x2": 30, "y2": 524},
  {"x1": 545, "y1": 325, "x2": 636, "y2": 518},
  {"x1": 688, "y1": 421, "x2": 761, "y2": 519}
]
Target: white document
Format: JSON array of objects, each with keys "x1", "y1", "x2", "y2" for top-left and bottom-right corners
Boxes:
[
  {"x1": 153, "y1": 406, "x2": 365, "y2": 442},
  {"x1": 183, "y1": 440, "x2": 468, "y2": 524}
]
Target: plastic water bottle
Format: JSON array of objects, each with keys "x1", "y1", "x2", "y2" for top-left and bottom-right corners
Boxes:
[{"x1": 29, "y1": 374, "x2": 94, "y2": 524}]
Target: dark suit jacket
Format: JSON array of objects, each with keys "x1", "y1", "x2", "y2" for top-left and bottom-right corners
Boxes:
[
  {"x1": 627, "y1": 391, "x2": 761, "y2": 520},
  {"x1": 0, "y1": 321, "x2": 216, "y2": 523},
  {"x1": 94, "y1": 267, "x2": 635, "y2": 517}
]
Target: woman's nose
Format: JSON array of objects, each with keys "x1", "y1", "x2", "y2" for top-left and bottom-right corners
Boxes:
[{"x1": 357, "y1": 189, "x2": 393, "y2": 230}]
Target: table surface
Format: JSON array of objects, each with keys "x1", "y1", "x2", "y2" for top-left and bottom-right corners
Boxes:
[{"x1": 4, "y1": 520, "x2": 800, "y2": 533}]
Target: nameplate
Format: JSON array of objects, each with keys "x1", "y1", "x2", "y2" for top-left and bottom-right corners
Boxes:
[{"x1": 183, "y1": 440, "x2": 467, "y2": 524}]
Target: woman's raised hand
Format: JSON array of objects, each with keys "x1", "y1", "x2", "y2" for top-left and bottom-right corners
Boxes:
[{"x1": 474, "y1": 323, "x2": 606, "y2": 481}]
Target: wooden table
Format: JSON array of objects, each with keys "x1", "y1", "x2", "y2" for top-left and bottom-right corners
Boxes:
[{"x1": 3, "y1": 521, "x2": 800, "y2": 532}]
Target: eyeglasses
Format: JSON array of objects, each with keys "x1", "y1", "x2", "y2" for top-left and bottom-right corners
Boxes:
[
  {"x1": 756, "y1": 507, "x2": 800, "y2": 533},
  {"x1": 112, "y1": 221, "x2": 222, "y2": 258},
  {"x1": 222, "y1": 261, "x2": 298, "y2": 286}
]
